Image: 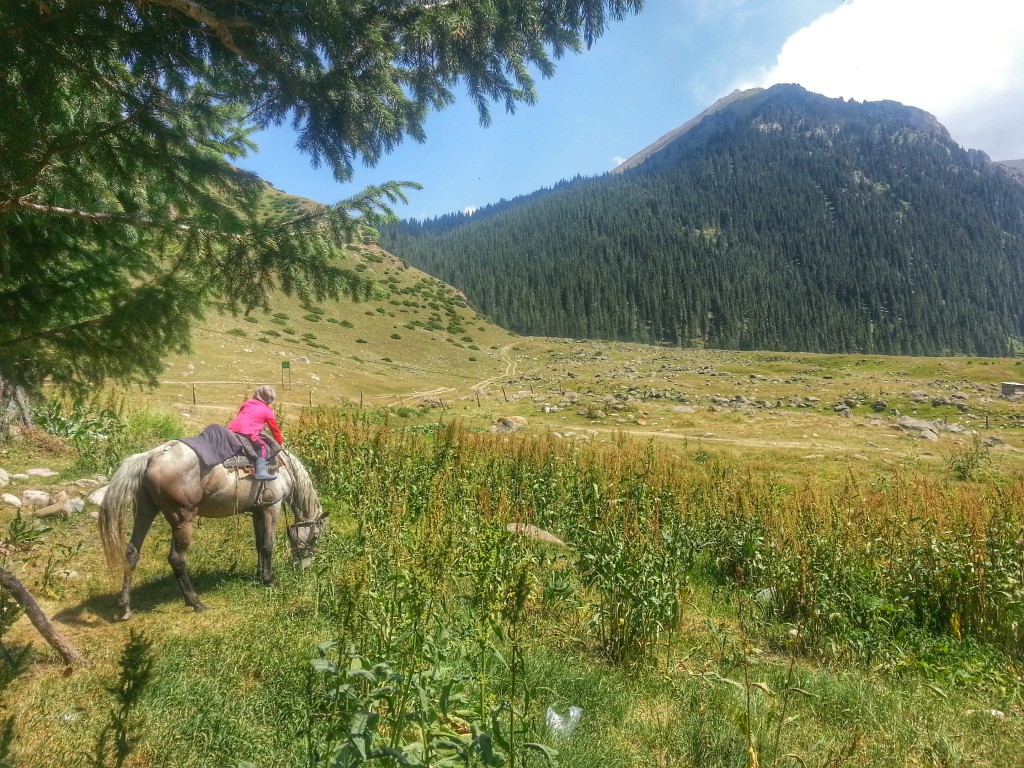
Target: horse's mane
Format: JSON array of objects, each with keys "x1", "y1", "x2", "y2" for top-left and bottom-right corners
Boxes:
[{"x1": 280, "y1": 450, "x2": 321, "y2": 519}]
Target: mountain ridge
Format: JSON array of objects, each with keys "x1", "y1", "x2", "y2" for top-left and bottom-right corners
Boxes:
[{"x1": 382, "y1": 84, "x2": 1024, "y2": 357}]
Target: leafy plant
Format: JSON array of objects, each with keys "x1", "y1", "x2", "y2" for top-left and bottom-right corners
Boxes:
[{"x1": 946, "y1": 437, "x2": 992, "y2": 481}]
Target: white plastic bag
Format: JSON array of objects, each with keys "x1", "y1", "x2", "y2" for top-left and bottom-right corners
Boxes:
[{"x1": 545, "y1": 705, "x2": 583, "y2": 736}]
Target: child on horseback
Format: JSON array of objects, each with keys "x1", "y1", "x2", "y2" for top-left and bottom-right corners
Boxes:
[{"x1": 227, "y1": 384, "x2": 284, "y2": 480}]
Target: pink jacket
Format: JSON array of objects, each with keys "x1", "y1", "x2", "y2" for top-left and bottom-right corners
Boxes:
[{"x1": 227, "y1": 399, "x2": 284, "y2": 445}]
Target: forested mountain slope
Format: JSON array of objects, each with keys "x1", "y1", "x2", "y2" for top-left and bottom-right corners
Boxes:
[{"x1": 383, "y1": 84, "x2": 1024, "y2": 356}]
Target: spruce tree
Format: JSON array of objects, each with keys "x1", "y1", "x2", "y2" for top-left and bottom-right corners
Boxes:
[{"x1": 0, "y1": 0, "x2": 642, "y2": 396}]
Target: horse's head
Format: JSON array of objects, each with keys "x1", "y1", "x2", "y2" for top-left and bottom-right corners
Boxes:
[
  {"x1": 287, "y1": 512, "x2": 328, "y2": 568},
  {"x1": 279, "y1": 451, "x2": 328, "y2": 568}
]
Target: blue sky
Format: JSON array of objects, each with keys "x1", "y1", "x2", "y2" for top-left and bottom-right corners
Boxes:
[{"x1": 237, "y1": 0, "x2": 1024, "y2": 221}]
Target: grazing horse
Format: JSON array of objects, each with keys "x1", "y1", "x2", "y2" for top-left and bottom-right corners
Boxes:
[{"x1": 98, "y1": 440, "x2": 327, "y2": 619}]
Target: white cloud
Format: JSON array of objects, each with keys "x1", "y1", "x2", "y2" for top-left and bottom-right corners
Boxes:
[
  {"x1": 611, "y1": 155, "x2": 626, "y2": 167},
  {"x1": 462, "y1": 205, "x2": 478, "y2": 215},
  {"x1": 749, "y1": 0, "x2": 1024, "y2": 159}
]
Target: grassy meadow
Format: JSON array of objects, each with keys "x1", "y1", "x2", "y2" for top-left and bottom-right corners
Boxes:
[{"x1": 3, "y1": 257, "x2": 1024, "y2": 766}]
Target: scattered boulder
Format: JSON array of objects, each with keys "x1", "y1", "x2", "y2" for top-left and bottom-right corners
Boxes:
[
  {"x1": 20, "y1": 490, "x2": 50, "y2": 508},
  {"x1": 294, "y1": 356, "x2": 310, "y2": 364},
  {"x1": 489, "y1": 416, "x2": 528, "y2": 434},
  {"x1": 897, "y1": 416, "x2": 943, "y2": 437},
  {"x1": 87, "y1": 486, "x2": 108, "y2": 507},
  {"x1": 506, "y1": 523, "x2": 566, "y2": 546},
  {"x1": 422, "y1": 397, "x2": 444, "y2": 408},
  {"x1": 0, "y1": 468, "x2": 8, "y2": 486},
  {"x1": 25, "y1": 468, "x2": 58, "y2": 477},
  {"x1": 1, "y1": 493, "x2": 21, "y2": 508}
]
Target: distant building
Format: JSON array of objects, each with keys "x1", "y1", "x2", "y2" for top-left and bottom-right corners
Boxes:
[{"x1": 1001, "y1": 382, "x2": 1024, "y2": 396}]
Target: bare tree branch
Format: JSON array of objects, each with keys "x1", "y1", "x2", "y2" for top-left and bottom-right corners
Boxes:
[{"x1": 0, "y1": 567, "x2": 84, "y2": 665}]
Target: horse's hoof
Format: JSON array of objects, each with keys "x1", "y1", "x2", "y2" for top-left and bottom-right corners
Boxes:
[
  {"x1": 192, "y1": 603, "x2": 208, "y2": 613},
  {"x1": 118, "y1": 610, "x2": 133, "y2": 621}
]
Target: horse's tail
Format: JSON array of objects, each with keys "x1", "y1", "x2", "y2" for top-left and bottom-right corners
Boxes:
[{"x1": 98, "y1": 450, "x2": 152, "y2": 575}]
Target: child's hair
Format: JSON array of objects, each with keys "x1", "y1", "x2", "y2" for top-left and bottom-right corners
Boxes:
[{"x1": 254, "y1": 384, "x2": 277, "y2": 404}]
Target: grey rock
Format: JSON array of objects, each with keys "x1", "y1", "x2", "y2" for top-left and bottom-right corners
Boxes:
[
  {"x1": 25, "y1": 468, "x2": 58, "y2": 477},
  {"x1": 87, "y1": 486, "x2": 108, "y2": 506},
  {"x1": 898, "y1": 416, "x2": 941, "y2": 434},
  {"x1": 920, "y1": 429, "x2": 939, "y2": 442},
  {"x1": 21, "y1": 490, "x2": 50, "y2": 507},
  {"x1": 489, "y1": 416, "x2": 528, "y2": 434},
  {"x1": 1, "y1": 493, "x2": 21, "y2": 508}
]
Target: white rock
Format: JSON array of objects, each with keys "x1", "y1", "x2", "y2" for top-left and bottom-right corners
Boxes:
[
  {"x1": 25, "y1": 468, "x2": 58, "y2": 477},
  {"x1": 11, "y1": 474, "x2": 28, "y2": 482},
  {"x1": 21, "y1": 490, "x2": 50, "y2": 507},
  {"x1": 74, "y1": 478, "x2": 100, "y2": 488},
  {"x1": 87, "y1": 486, "x2": 108, "y2": 506},
  {"x1": 1, "y1": 493, "x2": 22, "y2": 508},
  {"x1": 67, "y1": 499, "x2": 86, "y2": 514},
  {"x1": 0, "y1": 468, "x2": 8, "y2": 486}
]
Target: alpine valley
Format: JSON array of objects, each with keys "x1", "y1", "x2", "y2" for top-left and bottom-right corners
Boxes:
[{"x1": 382, "y1": 84, "x2": 1024, "y2": 357}]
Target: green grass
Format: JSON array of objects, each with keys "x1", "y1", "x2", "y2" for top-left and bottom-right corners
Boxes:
[{"x1": 5, "y1": 408, "x2": 1024, "y2": 766}]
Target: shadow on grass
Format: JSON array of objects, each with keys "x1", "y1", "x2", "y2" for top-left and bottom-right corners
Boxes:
[{"x1": 52, "y1": 564, "x2": 258, "y2": 625}]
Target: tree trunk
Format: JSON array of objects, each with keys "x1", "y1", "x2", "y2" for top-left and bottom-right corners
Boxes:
[
  {"x1": 0, "y1": 567, "x2": 84, "y2": 665},
  {"x1": 0, "y1": 377, "x2": 32, "y2": 441}
]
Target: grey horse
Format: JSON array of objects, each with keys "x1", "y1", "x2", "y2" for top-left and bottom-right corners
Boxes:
[{"x1": 98, "y1": 440, "x2": 327, "y2": 619}]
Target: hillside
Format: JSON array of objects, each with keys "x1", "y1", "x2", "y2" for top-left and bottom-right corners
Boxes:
[
  {"x1": 382, "y1": 84, "x2": 1024, "y2": 357},
  {"x1": 141, "y1": 243, "x2": 517, "y2": 427}
]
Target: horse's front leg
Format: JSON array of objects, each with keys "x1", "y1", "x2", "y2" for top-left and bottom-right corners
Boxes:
[
  {"x1": 252, "y1": 505, "x2": 279, "y2": 586},
  {"x1": 167, "y1": 514, "x2": 207, "y2": 612}
]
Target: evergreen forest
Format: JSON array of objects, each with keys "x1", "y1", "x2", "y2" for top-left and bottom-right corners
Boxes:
[{"x1": 383, "y1": 85, "x2": 1024, "y2": 356}]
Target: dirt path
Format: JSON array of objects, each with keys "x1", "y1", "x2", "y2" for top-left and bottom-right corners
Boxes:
[{"x1": 470, "y1": 344, "x2": 517, "y2": 392}]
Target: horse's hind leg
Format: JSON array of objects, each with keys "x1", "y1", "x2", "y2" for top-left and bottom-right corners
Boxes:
[
  {"x1": 117, "y1": 500, "x2": 160, "y2": 621},
  {"x1": 168, "y1": 517, "x2": 207, "y2": 612}
]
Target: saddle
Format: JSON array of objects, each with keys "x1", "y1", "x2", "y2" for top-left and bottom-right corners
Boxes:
[{"x1": 222, "y1": 454, "x2": 280, "y2": 472}]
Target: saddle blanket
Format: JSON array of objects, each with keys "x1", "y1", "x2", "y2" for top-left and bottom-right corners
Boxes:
[
  {"x1": 179, "y1": 424, "x2": 247, "y2": 470},
  {"x1": 180, "y1": 423, "x2": 283, "y2": 471}
]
